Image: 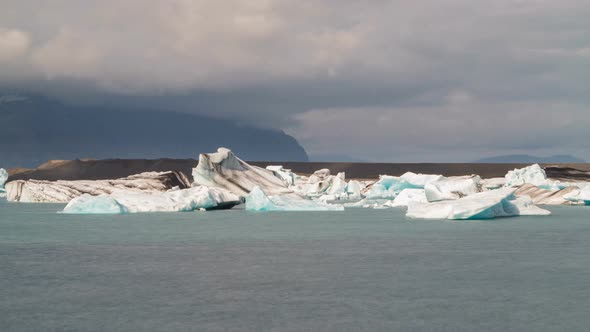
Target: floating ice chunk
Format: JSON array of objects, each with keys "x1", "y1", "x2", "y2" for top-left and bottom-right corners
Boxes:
[
  {"x1": 6, "y1": 171, "x2": 190, "y2": 203},
  {"x1": 563, "y1": 185, "x2": 590, "y2": 205},
  {"x1": 63, "y1": 194, "x2": 128, "y2": 214},
  {"x1": 385, "y1": 189, "x2": 428, "y2": 207},
  {"x1": 61, "y1": 186, "x2": 241, "y2": 214},
  {"x1": 504, "y1": 164, "x2": 549, "y2": 187},
  {"x1": 291, "y1": 169, "x2": 352, "y2": 198},
  {"x1": 425, "y1": 175, "x2": 482, "y2": 202},
  {"x1": 308, "y1": 169, "x2": 331, "y2": 183},
  {"x1": 327, "y1": 175, "x2": 348, "y2": 195},
  {"x1": 246, "y1": 186, "x2": 343, "y2": 211},
  {"x1": 481, "y1": 177, "x2": 505, "y2": 190},
  {"x1": 406, "y1": 188, "x2": 550, "y2": 220},
  {"x1": 0, "y1": 168, "x2": 7, "y2": 189},
  {"x1": 515, "y1": 183, "x2": 579, "y2": 205},
  {"x1": 345, "y1": 180, "x2": 363, "y2": 200},
  {"x1": 400, "y1": 172, "x2": 444, "y2": 187},
  {"x1": 192, "y1": 148, "x2": 290, "y2": 196},
  {"x1": 364, "y1": 173, "x2": 440, "y2": 199},
  {"x1": 266, "y1": 165, "x2": 296, "y2": 186},
  {"x1": 365, "y1": 182, "x2": 396, "y2": 199}
]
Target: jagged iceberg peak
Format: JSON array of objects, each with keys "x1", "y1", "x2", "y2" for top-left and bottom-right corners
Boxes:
[
  {"x1": 266, "y1": 165, "x2": 296, "y2": 186},
  {"x1": 424, "y1": 175, "x2": 482, "y2": 202},
  {"x1": 192, "y1": 147, "x2": 292, "y2": 196},
  {"x1": 504, "y1": 164, "x2": 548, "y2": 187}
]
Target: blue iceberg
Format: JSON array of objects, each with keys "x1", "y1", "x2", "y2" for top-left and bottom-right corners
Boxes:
[
  {"x1": 246, "y1": 186, "x2": 344, "y2": 212},
  {"x1": 63, "y1": 194, "x2": 128, "y2": 214}
]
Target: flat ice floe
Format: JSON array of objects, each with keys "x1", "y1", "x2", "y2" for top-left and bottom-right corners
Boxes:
[
  {"x1": 63, "y1": 186, "x2": 241, "y2": 214},
  {"x1": 406, "y1": 188, "x2": 551, "y2": 220},
  {"x1": 246, "y1": 186, "x2": 344, "y2": 212}
]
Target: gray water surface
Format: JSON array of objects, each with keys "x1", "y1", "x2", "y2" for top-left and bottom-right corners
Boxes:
[{"x1": 2, "y1": 201, "x2": 590, "y2": 331}]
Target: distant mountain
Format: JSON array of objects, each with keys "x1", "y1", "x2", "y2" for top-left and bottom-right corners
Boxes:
[
  {"x1": 474, "y1": 154, "x2": 586, "y2": 163},
  {"x1": 0, "y1": 94, "x2": 308, "y2": 168}
]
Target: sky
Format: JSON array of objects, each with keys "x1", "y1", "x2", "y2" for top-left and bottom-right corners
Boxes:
[{"x1": 1, "y1": 0, "x2": 590, "y2": 161}]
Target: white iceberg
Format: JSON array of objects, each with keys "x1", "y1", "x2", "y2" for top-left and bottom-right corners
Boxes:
[
  {"x1": 400, "y1": 172, "x2": 444, "y2": 187},
  {"x1": 504, "y1": 164, "x2": 554, "y2": 188},
  {"x1": 192, "y1": 148, "x2": 291, "y2": 196},
  {"x1": 266, "y1": 165, "x2": 296, "y2": 186},
  {"x1": 0, "y1": 168, "x2": 7, "y2": 196},
  {"x1": 345, "y1": 180, "x2": 363, "y2": 200},
  {"x1": 63, "y1": 194, "x2": 129, "y2": 214},
  {"x1": 563, "y1": 185, "x2": 590, "y2": 205},
  {"x1": 0, "y1": 168, "x2": 7, "y2": 188},
  {"x1": 6, "y1": 171, "x2": 190, "y2": 203},
  {"x1": 364, "y1": 172, "x2": 443, "y2": 199},
  {"x1": 515, "y1": 183, "x2": 580, "y2": 205},
  {"x1": 481, "y1": 177, "x2": 505, "y2": 190},
  {"x1": 246, "y1": 186, "x2": 344, "y2": 212},
  {"x1": 291, "y1": 169, "x2": 357, "y2": 199},
  {"x1": 424, "y1": 175, "x2": 482, "y2": 202},
  {"x1": 406, "y1": 188, "x2": 551, "y2": 220},
  {"x1": 63, "y1": 186, "x2": 241, "y2": 214},
  {"x1": 384, "y1": 189, "x2": 428, "y2": 207}
]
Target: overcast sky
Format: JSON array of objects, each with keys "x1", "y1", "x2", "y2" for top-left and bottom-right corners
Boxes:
[{"x1": 1, "y1": 0, "x2": 590, "y2": 161}]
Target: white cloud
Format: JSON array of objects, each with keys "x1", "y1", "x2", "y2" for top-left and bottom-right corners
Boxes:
[
  {"x1": 1, "y1": 0, "x2": 590, "y2": 160},
  {"x1": 0, "y1": 28, "x2": 30, "y2": 62}
]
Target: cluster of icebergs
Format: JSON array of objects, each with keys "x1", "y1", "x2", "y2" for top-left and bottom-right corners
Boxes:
[
  {"x1": 0, "y1": 168, "x2": 7, "y2": 197},
  {"x1": 1, "y1": 149, "x2": 589, "y2": 220}
]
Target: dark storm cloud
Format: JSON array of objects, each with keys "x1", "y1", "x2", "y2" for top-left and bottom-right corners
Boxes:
[{"x1": 1, "y1": 0, "x2": 590, "y2": 160}]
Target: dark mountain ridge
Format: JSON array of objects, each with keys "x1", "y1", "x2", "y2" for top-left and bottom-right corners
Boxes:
[{"x1": 0, "y1": 94, "x2": 308, "y2": 168}]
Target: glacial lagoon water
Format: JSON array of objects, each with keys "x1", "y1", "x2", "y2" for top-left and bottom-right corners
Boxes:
[{"x1": 2, "y1": 200, "x2": 590, "y2": 331}]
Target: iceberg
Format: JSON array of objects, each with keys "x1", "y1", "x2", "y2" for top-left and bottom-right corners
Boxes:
[
  {"x1": 6, "y1": 171, "x2": 190, "y2": 203},
  {"x1": 384, "y1": 189, "x2": 428, "y2": 207},
  {"x1": 481, "y1": 177, "x2": 505, "y2": 190},
  {"x1": 504, "y1": 164, "x2": 573, "y2": 190},
  {"x1": 62, "y1": 186, "x2": 241, "y2": 214},
  {"x1": 424, "y1": 175, "x2": 482, "y2": 202},
  {"x1": 291, "y1": 169, "x2": 357, "y2": 199},
  {"x1": 0, "y1": 168, "x2": 7, "y2": 196},
  {"x1": 246, "y1": 186, "x2": 344, "y2": 212},
  {"x1": 63, "y1": 194, "x2": 129, "y2": 214},
  {"x1": 266, "y1": 165, "x2": 296, "y2": 186},
  {"x1": 563, "y1": 186, "x2": 590, "y2": 205},
  {"x1": 515, "y1": 183, "x2": 580, "y2": 205},
  {"x1": 192, "y1": 148, "x2": 291, "y2": 196},
  {"x1": 400, "y1": 172, "x2": 444, "y2": 187},
  {"x1": 406, "y1": 188, "x2": 551, "y2": 220},
  {"x1": 345, "y1": 180, "x2": 363, "y2": 200},
  {"x1": 0, "y1": 168, "x2": 7, "y2": 188},
  {"x1": 504, "y1": 164, "x2": 555, "y2": 188},
  {"x1": 364, "y1": 172, "x2": 443, "y2": 199}
]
